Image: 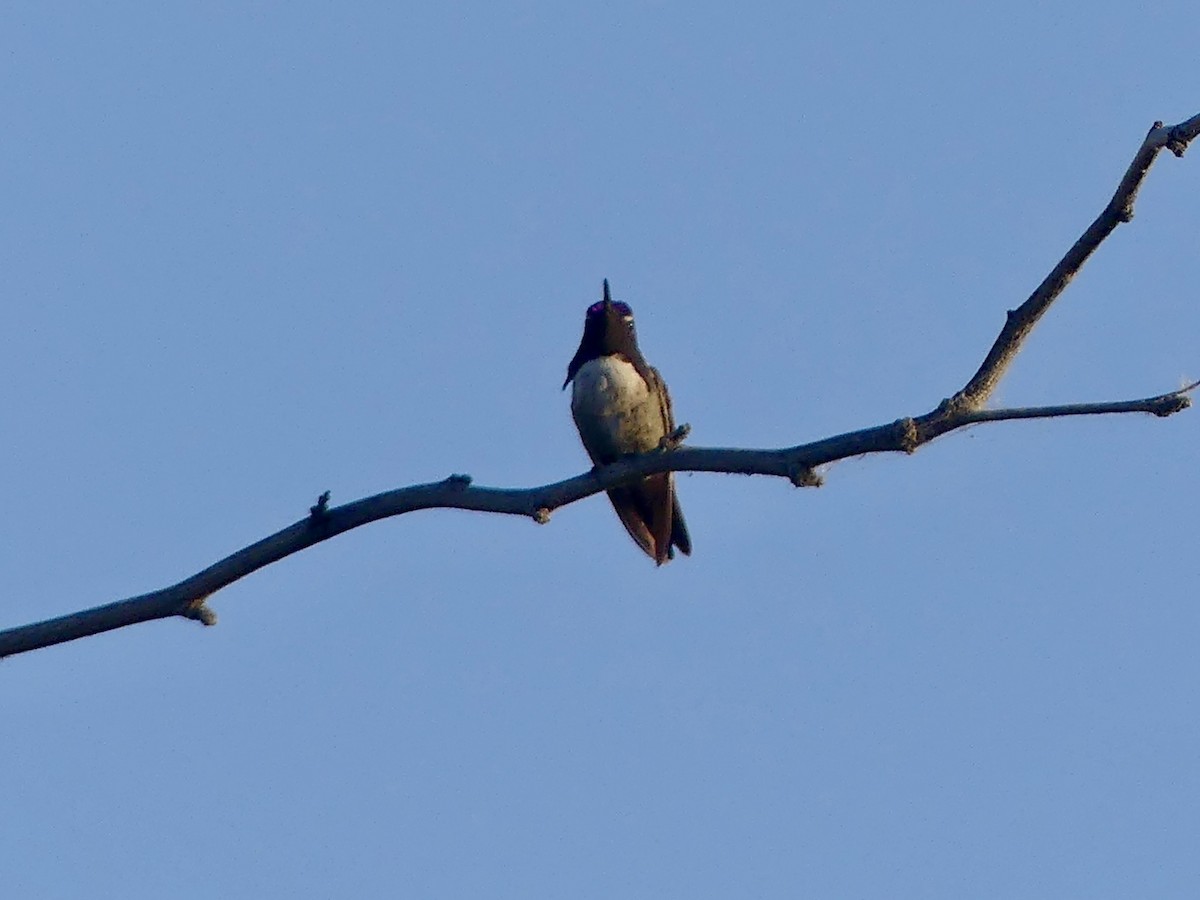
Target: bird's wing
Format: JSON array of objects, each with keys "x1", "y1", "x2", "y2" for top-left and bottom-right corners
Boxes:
[
  {"x1": 649, "y1": 366, "x2": 691, "y2": 557},
  {"x1": 648, "y1": 366, "x2": 676, "y2": 435}
]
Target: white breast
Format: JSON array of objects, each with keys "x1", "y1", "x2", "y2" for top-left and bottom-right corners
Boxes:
[
  {"x1": 570, "y1": 356, "x2": 664, "y2": 460},
  {"x1": 570, "y1": 356, "x2": 650, "y2": 417}
]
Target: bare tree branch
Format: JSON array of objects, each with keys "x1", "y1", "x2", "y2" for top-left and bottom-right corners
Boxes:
[
  {"x1": 3, "y1": 113, "x2": 1197, "y2": 659},
  {"x1": 956, "y1": 114, "x2": 1200, "y2": 408}
]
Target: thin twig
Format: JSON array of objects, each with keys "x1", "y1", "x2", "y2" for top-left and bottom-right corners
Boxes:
[{"x1": 956, "y1": 115, "x2": 1200, "y2": 408}]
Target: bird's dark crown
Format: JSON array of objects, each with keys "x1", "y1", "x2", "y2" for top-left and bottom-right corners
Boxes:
[
  {"x1": 587, "y1": 279, "x2": 633, "y2": 320},
  {"x1": 563, "y1": 279, "x2": 647, "y2": 389}
]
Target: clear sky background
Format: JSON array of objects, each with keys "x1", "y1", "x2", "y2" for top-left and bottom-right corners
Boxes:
[{"x1": 3, "y1": 3, "x2": 1199, "y2": 898}]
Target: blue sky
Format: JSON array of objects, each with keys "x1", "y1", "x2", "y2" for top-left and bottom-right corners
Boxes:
[{"x1": 3, "y1": 3, "x2": 1199, "y2": 897}]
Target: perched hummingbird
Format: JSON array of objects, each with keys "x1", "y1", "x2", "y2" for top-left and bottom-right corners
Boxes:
[{"x1": 563, "y1": 280, "x2": 692, "y2": 565}]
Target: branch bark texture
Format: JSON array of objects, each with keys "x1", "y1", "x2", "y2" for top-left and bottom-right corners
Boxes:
[{"x1": 3, "y1": 113, "x2": 1198, "y2": 659}]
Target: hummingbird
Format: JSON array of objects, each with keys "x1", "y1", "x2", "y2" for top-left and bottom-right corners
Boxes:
[{"x1": 563, "y1": 280, "x2": 692, "y2": 565}]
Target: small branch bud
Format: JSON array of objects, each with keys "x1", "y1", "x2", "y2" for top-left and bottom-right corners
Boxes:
[
  {"x1": 309, "y1": 491, "x2": 331, "y2": 518},
  {"x1": 183, "y1": 601, "x2": 217, "y2": 627},
  {"x1": 789, "y1": 464, "x2": 823, "y2": 488}
]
